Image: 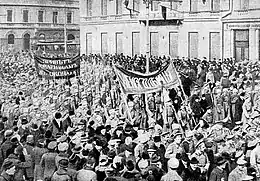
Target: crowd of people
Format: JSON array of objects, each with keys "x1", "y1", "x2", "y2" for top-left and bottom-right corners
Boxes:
[{"x1": 0, "y1": 50, "x2": 260, "y2": 181}]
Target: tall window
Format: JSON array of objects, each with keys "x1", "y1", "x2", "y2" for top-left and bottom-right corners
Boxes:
[
  {"x1": 190, "y1": 0, "x2": 198, "y2": 12},
  {"x1": 7, "y1": 10, "x2": 12, "y2": 22},
  {"x1": 151, "y1": 1, "x2": 160, "y2": 11},
  {"x1": 23, "y1": 10, "x2": 29, "y2": 22},
  {"x1": 86, "y1": 0, "x2": 92, "y2": 16},
  {"x1": 169, "y1": 32, "x2": 178, "y2": 58},
  {"x1": 116, "y1": 0, "x2": 122, "y2": 15},
  {"x1": 132, "y1": 32, "x2": 140, "y2": 56},
  {"x1": 212, "y1": 0, "x2": 220, "y2": 12},
  {"x1": 101, "y1": 33, "x2": 108, "y2": 55},
  {"x1": 8, "y1": 34, "x2": 14, "y2": 44},
  {"x1": 240, "y1": 0, "x2": 249, "y2": 10},
  {"x1": 67, "y1": 12, "x2": 72, "y2": 24},
  {"x1": 116, "y1": 32, "x2": 123, "y2": 54},
  {"x1": 53, "y1": 12, "x2": 58, "y2": 24},
  {"x1": 86, "y1": 33, "x2": 92, "y2": 54},
  {"x1": 209, "y1": 32, "x2": 220, "y2": 60},
  {"x1": 234, "y1": 30, "x2": 249, "y2": 62},
  {"x1": 188, "y1": 32, "x2": 199, "y2": 58},
  {"x1": 101, "y1": 0, "x2": 107, "y2": 16},
  {"x1": 150, "y1": 32, "x2": 159, "y2": 56},
  {"x1": 133, "y1": 0, "x2": 140, "y2": 12},
  {"x1": 38, "y1": 11, "x2": 44, "y2": 23}
]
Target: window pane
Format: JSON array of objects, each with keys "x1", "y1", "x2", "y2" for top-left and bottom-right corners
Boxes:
[
  {"x1": 152, "y1": 1, "x2": 160, "y2": 11},
  {"x1": 38, "y1": 11, "x2": 44, "y2": 22},
  {"x1": 87, "y1": 0, "x2": 92, "y2": 16},
  {"x1": 150, "y1": 32, "x2": 159, "y2": 56},
  {"x1": 8, "y1": 34, "x2": 14, "y2": 44},
  {"x1": 188, "y1": 32, "x2": 198, "y2": 58},
  {"x1": 210, "y1": 32, "x2": 220, "y2": 60},
  {"x1": 235, "y1": 30, "x2": 249, "y2": 41},
  {"x1": 53, "y1": 12, "x2": 58, "y2": 24},
  {"x1": 212, "y1": 0, "x2": 220, "y2": 11},
  {"x1": 240, "y1": 0, "x2": 249, "y2": 10},
  {"x1": 101, "y1": 0, "x2": 107, "y2": 16},
  {"x1": 116, "y1": 0, "x2": 122, "y2": 15},
  {"x1": 101, "y1": 33, "x2": 108, "y2": 55},
  {"x1": 116, "y1": 32, "x2": 123, "y2": 54},
  {"x1": 7, "y1": 10, "x2": 12, "y2": 22},
  {"x1": 132, "y1": 32, "x2": 140, "y2": 56},
  {"x1": 67, "y1": 12, "x2": 72, "y2": 24},
  {"x1": 23, "y1": 10, "x2": 29, "y2": 22},
  {"x1": 133, "y1": 0, "x2": 140, "y2": 12},
  {"x1": 86, "y1": 33, "x2": 92, "y2": 54},
  {"x1": 169, "y1": 32, "x2": 178, "y2": 58},
  {"x1": 190, "y1": 0, "x2": 198, "y2": 12}
]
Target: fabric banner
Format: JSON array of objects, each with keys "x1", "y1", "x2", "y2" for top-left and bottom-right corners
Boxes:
[
  {"x1": 34, "y1": 54, "x2": 80, "y2": 79},
  {"x1": 114, "y1": 62, "x2": 180, "y2": 94}
]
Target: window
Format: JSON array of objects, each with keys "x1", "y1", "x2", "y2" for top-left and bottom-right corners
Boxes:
[
  {"x1": 67, "y1": 12, "x2": 72, "y2": 24},
  {"x1": 8, "y1": 34, "x2": 14, "y2": 44},
  {"x1": 38, "y1": 11, "x2": 44, "y2": 23},
  {"x1": 53, "y1": 12, "x2": 58, "y2": 24},
  {"x1": 209, "y1": 32, "x2": 220, "y2": 60},
  {"x1": 116, "y1": 0, "x2": 122, "y2": 15},
  {"x1": 86, "y1": 0, "x2": 92, "y2": 16},
  {"x1": 68, "y1": 34, "x2": 75, "y2": 40},
  {"x1": 150, "y1": 32, "x2": 159, "y2": 56},
  {"x1": 101, "y1": 0, "x2": 107, "y2": 16},
  {"x1": 86, "y1": 33, "x2": 92, "y2": 54},
  {"x1": 234, "y1": 30, "x2": 249, "y2": 62},
  {"x1": 7, "y1": 10, "x2": 12, "y2": 22},
  {"x1": 190, "y1": 0, "x2": 198, "y2": 12},
  {"x1": 188, "y1": 32, "x2": 199, "y2": 58},
  {"x1": 39, "y1": 33, "x2": 45, "y2": 41},
  {"x1": 132, "y1": 32, "x2": 140, "y2": 56},
  {"x1": 101, "y1": 33, "x2": 108, "y2": 55},
  {"x1": 170, "y1": 1, "x2": 178, "y2": 10},
  {"x1": 151, "y1": 1, "x2": 160, "y2": 11},
  {"x1": 133, "y1": 0, "x2": 140, "y2": 12},
  {"x1": 23, "y1": 10, "x2": 29, "y2": 22},
  {"x1": 212, "y1": 0, "x2": 220, "y2": 12},
  {"x1": 116, "y1": 32, "x2": 123, "y2": 54},
  {"x1": 240, "y1": 0, "x2": 249, "y2": 10},
  {"x1": 169, "y1": 32, "x2": 178, "y2": 58}
]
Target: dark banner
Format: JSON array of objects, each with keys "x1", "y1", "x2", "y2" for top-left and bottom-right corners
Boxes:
[
  {"x1": 114, "y1": 62, "x2": 180, "y2": 94},
  {"x1": 34, "y1": 54, "x2": 80, "y2": 79}
]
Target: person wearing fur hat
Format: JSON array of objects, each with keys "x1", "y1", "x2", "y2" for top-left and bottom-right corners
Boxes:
[{"x1": 40, "y1": 141, "x2": 58, "y2": 181}]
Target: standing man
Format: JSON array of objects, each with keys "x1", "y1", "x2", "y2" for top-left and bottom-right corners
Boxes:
[{"x1": 209, "y1": 157, "x2": 228, "y2": 181}]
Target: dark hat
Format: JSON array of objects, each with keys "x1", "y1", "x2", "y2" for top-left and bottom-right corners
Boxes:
[
  {"x1": 150, "y1": 154, "x2": 161, "y2": 163},
  {"x1": 59, "y1": 159, "x2": 69, "y2": 168},
  {"x1": 190, "y1": 157, "x2": 199, "y2": 164},
  {"x1": 153, "y1": 136, "x2": 161, "y2": 143},
  {"x1": 45, "y1": 130, "x2": 52, "y2": 139},
  {"x1": 161, "y1": 131, "x2": 169, "y2": 137},
  {"x1": 205, "y1": 141, "x2": 213, "y2": 148},
  {"x1": 55, "y1": 112, "x2": 62, "y2": 119},
  {"x1": 126, "y1": 159, "x2": 135, "y2": 171},
  {"x1": 3, "y1": 160, "x2": 14, "y2": 170},
  {"x1": 21, "y1": 118, "x2": 28, "y2": 125},
  {"x1": 124, "y1": 124, "x2": 133, "y2": 133},
  {"x1": 181, "y1": 153, "x2": 190, "y2": 162},
  {"x1": 107, "y1": 150, "x2": 116, "y2": 159},
  {"x1": 215, "y1": 156, "x2": 226, "y2": 166},
  {"x1": 31, "y1": 123, "x2": 38, "y2": 131},
  {"x1": 72, "y1": 145, "x2": 82, "y2": 153}
]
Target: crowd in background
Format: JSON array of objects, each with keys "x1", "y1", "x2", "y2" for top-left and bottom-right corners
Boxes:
[{"x1": 0, "y1": 50, "x2": 260, "y2": 181}]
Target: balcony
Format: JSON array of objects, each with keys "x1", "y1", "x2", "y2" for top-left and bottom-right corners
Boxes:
[
  {"x1": 138, "y1": 9, "x2": 184, "y2": 21},
  {"x1": 81, "y1": 14, "x2": 138, "y2": 22}
]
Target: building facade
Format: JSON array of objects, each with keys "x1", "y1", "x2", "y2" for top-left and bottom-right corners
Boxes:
[
  {"x1": 80, "y1": 0, "x2": 260, "y2": 62},
  {"x1": 0, "y1": 0, "x2": 80, "y2": 52}
]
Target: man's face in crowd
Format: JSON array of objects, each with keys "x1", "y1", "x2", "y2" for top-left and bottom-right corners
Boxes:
[{"x1": 175, "y1": 135, "x2": 182, "y2": 144}]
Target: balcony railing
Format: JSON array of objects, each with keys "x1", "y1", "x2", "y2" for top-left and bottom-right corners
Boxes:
[{"x1": 82, "y1": 14, "x2": 139, "y2": 22}]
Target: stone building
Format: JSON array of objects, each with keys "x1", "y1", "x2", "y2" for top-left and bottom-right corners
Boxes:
[
  {"x1": 0, "y1": 0, "x2": 80, "y2": 52},
  {"x1": 79, "y1": 0, "x2": 260, "y2": 62}
]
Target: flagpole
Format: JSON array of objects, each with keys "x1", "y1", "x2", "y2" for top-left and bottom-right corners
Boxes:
[{"x1": 145, "y1": 0, "x2": 150, "y2": 74}]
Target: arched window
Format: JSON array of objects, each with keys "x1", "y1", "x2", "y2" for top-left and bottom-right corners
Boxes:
[
  {"x1": 8, "y1": 34, "x2": 14, "y2": 44},
  {"x1": 39, "y1": 33, "x2": 45, "y2": 41},
  {"x1": 68, "y1": 34, "x2": 75, "y2": 40},
  {"x1": 23, "y1": 33, "x2": 30, "y2": 50}
]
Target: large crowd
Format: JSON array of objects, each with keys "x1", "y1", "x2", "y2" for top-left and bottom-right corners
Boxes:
[{"x1": 0, "y1": 51, "x2": 260, "y2": 181}]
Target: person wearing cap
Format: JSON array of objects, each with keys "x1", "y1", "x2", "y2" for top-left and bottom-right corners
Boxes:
[
  {"x1": 228, "y1": 158, "x2": 247, "y2": 181},
  {"x1": 161, "y1": 157, "x2": 182, "y2": 181},
  {"x1": 32, "y1": 138, "x2": 47, "y2": 181},
  {"x1": 209, "y1": 156, "x2": 228, "y2": 181},
  {"x1": 76, "y1": 156, "x2": 97, "y2": 181},
  {"x1": 40, "y1": 141, "x2": 58, "y2": 181},
  {"x1": 55, "y1": 142, "x2": 69, "y2": 168},
  {"x1": 0, "y1": 160, "x2": 16, "y2": 181},
  {"x1": 165, "y1": 133, "x2": 184, "y2": 159},
  {"x1": 51, "y1": 159, "x2": 72, "y2": 181},
  {"x1": 250, "y1": 138, "x2": 260, "y2": 180},
  {"x1": 0, "y1": 130, "x2": 13, "y2": 167}
]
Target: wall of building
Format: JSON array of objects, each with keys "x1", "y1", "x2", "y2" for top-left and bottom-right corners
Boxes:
[{"x1": 0, "y1": 0, "x2": 80, "y2": 51}]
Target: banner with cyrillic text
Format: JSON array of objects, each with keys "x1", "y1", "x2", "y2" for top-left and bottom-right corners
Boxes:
[
  {"x1": 35, "y1": 54, "x2": 80, "y2": 79},
  {"x1": 114, "y1": 62, "x2": 180, "y2": 94}
]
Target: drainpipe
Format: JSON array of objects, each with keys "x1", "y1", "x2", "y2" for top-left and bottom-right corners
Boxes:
[{"x1": 220, "y1": 0, "x2": 233, "y2": 60}]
